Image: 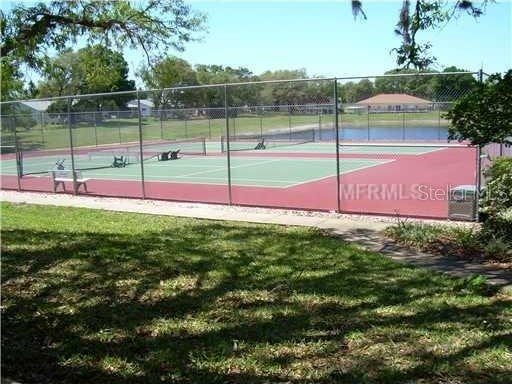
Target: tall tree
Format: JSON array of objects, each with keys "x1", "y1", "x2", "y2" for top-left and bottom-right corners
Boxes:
[
  {"x1": 259, "y1": 70, "x2": 309, "y2": 106},
  {"x1": 139, "y1": 56, "x2": 198, "y2": 109},
  {"x1": 431, "y1": 66, "x2": 478, "y2": 101},
  {"x1": 351, "y1": 1, "x2": 492, "y2": 69},
  {"x1": 39, "y1": 45, "x2": 136, "y2": 111},
  {"x1": 341, "y1": 79, "x2": 375, "y2": 103},
  {"x1": 195, "y1": 65, "x2": 259, "y2": 108},
  {"x1": 0, "y1": 0, "x2": 205, "y2": 101}
]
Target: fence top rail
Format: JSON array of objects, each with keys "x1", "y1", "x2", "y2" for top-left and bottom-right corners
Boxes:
[{"x1": 0, "y1": 70, "x2": 478, "y2": 106}]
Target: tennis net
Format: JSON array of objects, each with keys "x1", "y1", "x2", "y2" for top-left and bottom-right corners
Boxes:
[
  {"x1": 88, "y1": 137, "x2": 207, "y2": 163},
  {"x1": 19, "y1": 137, "x2": 207, "y2": 176},
  {"x1": 221, "y1": 128, "x2": 315, "y2": 152},
  {"x1": 337, "y1": 141, "x2": 473, "y2": 155},
  {"x1": 0, "y1": 145, "x2": 17, "y2": 154}
]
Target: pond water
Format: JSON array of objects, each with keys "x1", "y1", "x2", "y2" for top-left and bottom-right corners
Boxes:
[{"x1": 318, "y1": 125, "x2": 449, "y2": 142}]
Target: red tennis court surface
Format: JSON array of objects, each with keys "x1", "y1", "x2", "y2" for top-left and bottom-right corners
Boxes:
[{"x1": 1, "y1": 143, "x2": 477, "y2": 219}]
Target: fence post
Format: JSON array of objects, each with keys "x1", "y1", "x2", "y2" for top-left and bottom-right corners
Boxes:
[
  {"x1": 288, "y1": 105, "x2": 292, "y2": 140},
  {"x1": 334, "y1": 78, "x2": 341, "y2": 213},
  {"x1": 473, "y1": 69, "x2": 486, "y2": 221},
  {"x1": 40, "y1": 111, "x2": 45, "y2": 147},
  {"x1": 224, "y1": 85, "x2": 233, "y2": 205},
  {"x1": 402, "y1": 110, "x2": 406, "y2": 141},
  {"x1": 160, "y1": 108, "x2": 164, "y2": 139},
  {"x1": 12, "y1": 111, "x2": 22, "y2": 191},
  {"x1": 475, "y1": 145, "x2": 482, "y2": 222},
  {"x1": 184, "y1": 117, "x2": 188, "y2": 138},
  {"x1": 67, "y1": 97, "x2": 78, "y2": 195},
  {"x1": 137, "y1": 91, "x2": 146, "y2": 199},
  {"x1": 367, "y1": 106, "x2": 370, "y2": 141},
  {"x1": 260, "y1": 108, "x2": 263, "y2": 138},
  {"x1": 318, "y1": 111, "x2": 322, "y2": 141},
  {"x1": 208, "y1": 113, "x2": 212, "y2": 139},
  {"x1": 437, "y1": 103, "x2": 442, "y2": 140}
]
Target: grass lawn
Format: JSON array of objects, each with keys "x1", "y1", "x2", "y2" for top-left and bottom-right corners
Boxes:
[{"x1": 2, "y1": 203, "x2": 510, "y2": 384}]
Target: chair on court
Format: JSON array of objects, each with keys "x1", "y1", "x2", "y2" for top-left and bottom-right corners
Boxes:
[{"x1": 159, "y1": 149, "x2": 180, "y2": 161}]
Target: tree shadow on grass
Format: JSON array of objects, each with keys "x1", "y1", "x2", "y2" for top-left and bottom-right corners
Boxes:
[{"x1": 2, "y1": 220, "x2": 511, "y2": 384}]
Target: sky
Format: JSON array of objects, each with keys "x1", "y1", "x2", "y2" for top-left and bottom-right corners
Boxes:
[
  {"x1": 122, "y1": 0, "x2": 512, "y2": 81},
  {"x1": 3, "y1": 0, "x2": 511, "y2": 85}
]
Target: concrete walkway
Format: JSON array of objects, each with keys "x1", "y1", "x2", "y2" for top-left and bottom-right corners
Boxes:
[{"x1": 2, "y1": 190, "x2": 511, "y2": 289}]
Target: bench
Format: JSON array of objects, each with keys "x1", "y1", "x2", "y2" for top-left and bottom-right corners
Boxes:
[{"x1": 50, "y1": 170, "x2": 90, "y2": 192}]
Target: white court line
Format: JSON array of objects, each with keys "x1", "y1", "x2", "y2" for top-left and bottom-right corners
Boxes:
[
  {"x1": 84, "y1": 158, "x2": 287, "y2": 183},
  {"x1": 12, "y1": 157, "x2": 394, "y2": 189},
  {"x1": 173, "y1": 158, "x2": 281, "y2": 178},
  {"x1": 85, "y1": 158, "x2": 394, "y2": 189},
  {"x1": 143, "y1": 163, "x2": 225, "y2": 168},
  {"x1": 285, "y1": 159, "x2": 396, "y2": 188},
  {"x1": 69, "y1": 174, "x2": 293, "y2": 188},
  {"x1": 84, "y1": 172, "x2": 290, "y2": 185}
]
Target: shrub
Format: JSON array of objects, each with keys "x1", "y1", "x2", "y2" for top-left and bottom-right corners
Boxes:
[
  {"x1": 479, "y1": 158, "x2": 512, "y2": 252},
  {"x1": 481, "y1": 207, "x2": 512, "y2": 246},
  {"x1": 482, "y1": 236, "x2": 512, "y2": 262},
  {"x1": 451, "y1": 226, "x2": 482, "y2": 256},
  {"x1": 480, "y1": 157, "x2": 512, "y2": 218},
  {"x1": 384, "y1": 220, "x2": 444, "y2": 248}
]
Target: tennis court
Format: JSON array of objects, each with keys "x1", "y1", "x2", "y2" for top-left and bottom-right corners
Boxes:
[
  {"x1": 0, "y1": 137, "x2": 477, "y2": 218},
  {"x1": 1, "y1": 139, "x2": 395, "y2": 188}
]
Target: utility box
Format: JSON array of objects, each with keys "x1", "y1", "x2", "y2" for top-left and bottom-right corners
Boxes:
[{"x1": 448, "y1": 185, "x2": 477, "y2": 221}]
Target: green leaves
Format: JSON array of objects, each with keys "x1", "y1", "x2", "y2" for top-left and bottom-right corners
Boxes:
[
  {"x1": 353, "y1": 1, "x2": 491, "y2": 69},
  {"x1": 1, "y1": 0, "x2": 206, "y2": 70},
  {"x1": 38, "y1": 45, "x2": 135, "y2": 99},
  {"x1": 447, "y1": 70, "x2": 512, "y2": 146}
]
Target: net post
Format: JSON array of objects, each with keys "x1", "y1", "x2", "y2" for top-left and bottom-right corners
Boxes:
[
  {"x1": 137, "y1": 91, "x2": 146, "y2": 199},
  {"x1": 224, "y1": 85, "x2": 233, "y2": 205},
  {"x1": 334, "y1": 78, "x2": 341, "y2": 213},
  {"x1": 67, "y1": 97, "x2": 78, "y2": 195},
  {"x1": 12, "y1": 111, "x2": 22, "y2": 191}
]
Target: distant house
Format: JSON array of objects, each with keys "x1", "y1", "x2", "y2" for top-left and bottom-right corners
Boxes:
[
  {"x1": 127, "y1": 99, "x2": 154, "y2": 117},
  {"x1": 356, "y1": 94, "x2": 433, "y2": 112}
]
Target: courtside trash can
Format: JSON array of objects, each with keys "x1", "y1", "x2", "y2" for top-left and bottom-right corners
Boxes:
[{"x1": 448, "y1": 185, "x2": 477, "y2": 221}]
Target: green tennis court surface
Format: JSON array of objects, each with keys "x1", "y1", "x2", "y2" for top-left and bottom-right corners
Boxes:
[
  {"x1": 1, "y1": 154, "x2": 392, "y2": 188},
  {"x1": 0, "y1": 141, "x2": 452, "y2": 188}
]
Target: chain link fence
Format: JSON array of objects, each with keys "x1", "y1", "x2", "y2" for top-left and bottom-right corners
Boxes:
[{"x1": 2, "y1": 71, "x2": 504, "y2": 220}]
